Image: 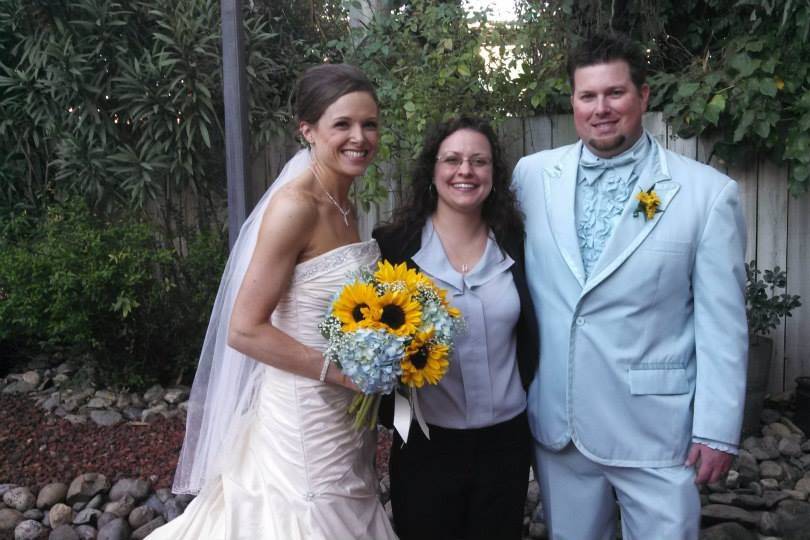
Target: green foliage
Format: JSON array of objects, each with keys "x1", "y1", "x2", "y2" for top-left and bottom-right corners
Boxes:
[
  {"x1": 0, "y1": 200, "x2": 226, "y2": 388},
  {"x1": 0, "y1": 0, "x2": 324, "y2": 227},
  {"x1": 0, "y1": 0, "x2": 340, "y2": 386},
  {"x1": 325, "y1": 0, "x2": 569, "y2": 200},
  {"x1": 745, "y1": 261, "x2": 801, "y2": 337},
  {"x1": 328, "y1": 0, "x2": 496, "y2": 199},
  {"x1": 641, "y1": 1, "x2": 810, "y2": 194}
]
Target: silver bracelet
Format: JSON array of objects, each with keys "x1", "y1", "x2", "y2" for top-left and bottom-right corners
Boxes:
[{"x1": 318, "y1": 356, "x2": 331, "y2": 382}]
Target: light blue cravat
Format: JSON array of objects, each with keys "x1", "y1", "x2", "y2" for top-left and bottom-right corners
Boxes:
[{"x1": 575, "y1": 135, "x2": 652, "y2": 279}]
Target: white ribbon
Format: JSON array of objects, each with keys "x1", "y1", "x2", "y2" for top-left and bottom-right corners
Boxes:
[{"x1": 392, "y1": 387, "x2": 430, "y2": 444}]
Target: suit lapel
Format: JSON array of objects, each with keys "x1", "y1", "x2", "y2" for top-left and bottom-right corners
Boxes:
[
  {"x1": 582, "y1": 141, "x2": 680, "y2": 296},
  {"x1": 544, "y1": 142, "x2": 587, "y2": 288}
]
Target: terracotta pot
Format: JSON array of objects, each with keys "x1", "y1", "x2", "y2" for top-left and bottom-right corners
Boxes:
[{"x1": 741, "y1": 335, "x2": 773, "y2": 436}]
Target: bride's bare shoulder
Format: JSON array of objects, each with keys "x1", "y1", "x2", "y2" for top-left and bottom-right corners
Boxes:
[{"x1": 261, "y1": 177, "x2": 319, "y2": 232}]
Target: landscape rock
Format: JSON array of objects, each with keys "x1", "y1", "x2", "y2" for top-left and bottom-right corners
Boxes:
[
  {"x1": 49, "y1": 524, "x2": 80, "y2": 540},
  {"x1": 67, "y1": 475, "x2": 110, "y2": 505},
  {"x1": 142, "y1": 385, "x2": 164, "y2": 404},
  {"x1": 14, "y1": 519, "x2": 46, "y2": 540},
  {"x1": 162, "y1": 388, "x2": 188, "y2": 405},
  {"x1": 701, "y1": 504, "x2": 759, "y2": 526},
  {"x1": 89, "y1": 410, "x2": 122, "y2": 427},
  {"x1": 3, "y1": 487, "x2": 36, "y2": 512},
  {"x1": 37, "y1": 484, "x2": 68, "y2": 510},
  {"x1": 48, "y1": 503, "x2": 74, "y2": 528},
  {"x1": 130, "y1": 516, "x2": 164, "y2": 540},
  {"x1": 699, "y1": 522, "x2": 756, "y2": 540},
  {"x1": 73, "y1": 508, "x2": 101, "y2": 526},
  {"x1": 96, "y1": 517, "x2": 130, "y2": 540},
  {"x1": 126, "y1": 506, "x2": 154, "y2": 530},
  {"x1": 74, "y1": 525, "x2": 97, "y2": 540},
  {"x1": 0, "y1": 508, "x2": 24, "y2": 531},
  {"x1": 108, "y1": 480, "x2": 150, "y2": 504}
]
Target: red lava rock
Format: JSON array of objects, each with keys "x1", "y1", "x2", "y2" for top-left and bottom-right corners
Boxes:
[
  {"x1": 1, "y1": 393, "x2": 393, "y2": 494},
  {"x1": 0, "y1": 394, "x2": 184, "y2": 491}
]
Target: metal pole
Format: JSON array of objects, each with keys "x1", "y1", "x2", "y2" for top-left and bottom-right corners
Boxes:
[{"x1": 221, "y1": 0, "x2": 250, "y2": 250}]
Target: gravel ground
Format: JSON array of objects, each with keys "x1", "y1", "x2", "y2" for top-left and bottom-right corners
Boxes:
[
  {"x1": 0, "y1": 392, "x2": 392, "y2": 492},
  {"x1": 1, "y1": 393, "x2": 186, "y2": 491}
]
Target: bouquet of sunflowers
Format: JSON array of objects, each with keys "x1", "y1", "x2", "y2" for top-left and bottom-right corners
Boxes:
[{"x1": 319, "y1": 260, "x2": 464, "y2": 431}]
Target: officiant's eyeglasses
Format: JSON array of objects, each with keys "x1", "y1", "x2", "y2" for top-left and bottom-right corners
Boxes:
[{"x1": 436, "y1": 154, "x2": 493, "y2": 170}]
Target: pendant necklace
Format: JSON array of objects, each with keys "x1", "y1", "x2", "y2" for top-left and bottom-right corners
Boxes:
[{"x1": 311, "y1": 166, "x2": 351, "y2": 227}]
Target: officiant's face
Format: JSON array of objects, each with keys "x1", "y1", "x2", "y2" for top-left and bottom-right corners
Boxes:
[
  {"x1": 433, "y1": 128, "x2": 493, "y2": 216},
  {"x1": 301, "y1": 91, "x2": 380, "y2": 180},
  {"x1": 571, "y1": 60, "x2": 649, "y2": 158}
]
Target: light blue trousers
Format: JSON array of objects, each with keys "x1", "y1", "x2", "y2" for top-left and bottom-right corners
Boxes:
[{"x1": 533, "y1": 443, "x2": 700, "y2": 540}]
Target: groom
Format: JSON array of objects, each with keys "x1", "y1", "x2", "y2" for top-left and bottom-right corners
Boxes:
[{"x1": 513, "y1": 33, "x2": 748, "y2": 539}]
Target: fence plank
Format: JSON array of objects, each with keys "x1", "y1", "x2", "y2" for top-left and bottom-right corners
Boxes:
[
  {"x1": 696, "y1": 135, "x2": 728, "y2": 175},
  {"x1": 550, "y1": 113, "x2": 579, "y2": 148},
  {"x1": 756, "y1": 161, "x2": 789, "y2": 393},
  {"x1": 498, "y1": 117, "x2": 525, "y2": 172},
  {"x1": 785, "y1": 191, "x2": 810, "y2": 390},
  {"x1": 524, "y1": 116, "x2": 553, "y2": 154},
  {"x1": 727, "y1": 158, "x2": 759, "y2": 262},
  {"x1": 642, "y1": 113, "x2": 666, "y2": 147},
  {"x1": 665, "y1": 126, "x2": 698, "y2": 159}
]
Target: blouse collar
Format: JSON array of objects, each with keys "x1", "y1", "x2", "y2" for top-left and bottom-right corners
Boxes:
[{"x1": 412, "y1": 219, "x2": 514, "y2": 293}]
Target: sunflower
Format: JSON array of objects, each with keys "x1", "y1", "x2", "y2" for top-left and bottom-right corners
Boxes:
[
  {"x1": 374, "y1": 290, "x2": 421, "y2": 336},
  {"x1": 332, "y1": 282, "x2": 382, "y2": 331},
  {"x1": 401, "y1": 330, "x2": 449, "y2": 388},
  {"x1": 374, "y1": 260, "x2": 425, "y2": 293}
]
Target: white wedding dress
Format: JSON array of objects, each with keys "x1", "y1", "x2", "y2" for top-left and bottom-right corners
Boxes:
[{"x1": 147, "y1": 240, "x2": 396, "y2": 540}]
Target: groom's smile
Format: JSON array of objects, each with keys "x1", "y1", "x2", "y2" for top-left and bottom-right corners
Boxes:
[{"x1": 571, "y1": 59, "x2": 650, "y2": 158}]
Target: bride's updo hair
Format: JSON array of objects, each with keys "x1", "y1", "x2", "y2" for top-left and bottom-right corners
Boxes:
[{"x1": 294, "y1": 63, "x2": 378, "y2": 124}]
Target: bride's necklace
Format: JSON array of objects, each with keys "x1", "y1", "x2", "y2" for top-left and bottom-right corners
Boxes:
[{"x1": 311, "y1": 166, "x2": 351, "y2": 227}]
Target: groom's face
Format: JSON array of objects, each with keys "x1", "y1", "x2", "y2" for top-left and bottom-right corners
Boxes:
[{"x1": 571, "y1": 60, "x2": 649, "y2": 158}]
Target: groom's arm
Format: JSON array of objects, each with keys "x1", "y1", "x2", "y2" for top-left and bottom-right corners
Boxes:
[{"x1": 690, "y1": 178, "x2": 748, "y2": 476}]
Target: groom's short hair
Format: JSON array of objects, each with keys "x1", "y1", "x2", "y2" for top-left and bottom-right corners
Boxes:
[{"x1": 567, "y1": 33, "x2": 647, "y2": 91}]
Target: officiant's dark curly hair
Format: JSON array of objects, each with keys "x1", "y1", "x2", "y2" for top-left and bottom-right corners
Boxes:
[{"x1": 380, "y1": 116, "x2": 524, "y2": 257}]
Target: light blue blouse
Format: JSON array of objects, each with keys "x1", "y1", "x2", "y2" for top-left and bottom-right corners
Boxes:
[{"x1": 411, "y1": 220, "x2": 526, "y2": 429}]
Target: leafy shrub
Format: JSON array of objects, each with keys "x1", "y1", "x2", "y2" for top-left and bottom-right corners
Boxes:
[
  {"x1": 745, "y1": 261, "x2": 802, "y2": 337},
  {"x1": 0, "y1": 200, "x2": 226, "y2": 388}
]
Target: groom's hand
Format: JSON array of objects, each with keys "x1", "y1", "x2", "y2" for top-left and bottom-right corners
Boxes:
[{"x1": 685, "y1": 443, "x2": 734, "y2": 485}]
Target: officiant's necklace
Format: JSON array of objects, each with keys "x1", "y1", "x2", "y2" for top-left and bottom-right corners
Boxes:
[{"x1": 311, "y1": 166, "x2": 351, "y2": 227}]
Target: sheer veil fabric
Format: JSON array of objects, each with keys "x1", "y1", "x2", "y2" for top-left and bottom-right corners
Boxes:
[{"x1": 172, "y1": 148, "x2": 311, "y2": 495}]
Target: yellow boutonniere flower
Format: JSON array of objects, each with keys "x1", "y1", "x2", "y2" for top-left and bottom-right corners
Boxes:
[{"x1": 633, "y1": 186, "x2": 662, "y2": 221}]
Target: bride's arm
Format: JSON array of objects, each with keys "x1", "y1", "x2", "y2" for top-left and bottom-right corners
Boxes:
[{"x1": 227, "y1": 190, "x2": 357, "y2": 390}]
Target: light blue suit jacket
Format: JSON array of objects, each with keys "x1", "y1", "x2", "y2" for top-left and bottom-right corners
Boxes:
[{"x1": 513, "y1": 135, "x2": 748, "y2": 467}]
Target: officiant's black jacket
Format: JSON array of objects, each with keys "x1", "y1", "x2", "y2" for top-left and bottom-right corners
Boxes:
[{"x1": 372, "y1": 223, "x2": 539, "y2": 428}]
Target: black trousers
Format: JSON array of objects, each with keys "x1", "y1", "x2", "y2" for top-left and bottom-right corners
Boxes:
[{"x1": 389, "y1": 411, "x2": 531, "y2": 540}]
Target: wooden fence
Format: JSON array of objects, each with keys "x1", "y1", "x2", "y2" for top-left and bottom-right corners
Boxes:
[{"x1": 259, "y1": 112, "x2": 810, "y2": 394}]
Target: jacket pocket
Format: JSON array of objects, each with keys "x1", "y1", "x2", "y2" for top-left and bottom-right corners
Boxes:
[{"x1": 628, "y1": 367, "x2": 689, "y2": 395}]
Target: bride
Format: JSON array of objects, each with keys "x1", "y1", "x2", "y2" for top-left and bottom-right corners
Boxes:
[{"x1": 146, "y1": 64, "x2": 397, "y2": 540}]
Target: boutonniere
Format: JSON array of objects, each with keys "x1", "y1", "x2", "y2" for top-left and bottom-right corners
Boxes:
[{"x1": 633, "y1": 185, "x2": 663, "y2": 221}]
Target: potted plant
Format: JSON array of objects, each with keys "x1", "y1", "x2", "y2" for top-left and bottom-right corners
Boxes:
[{"x1": 741, "y1": 261, "x2": 802, "y2": 435}]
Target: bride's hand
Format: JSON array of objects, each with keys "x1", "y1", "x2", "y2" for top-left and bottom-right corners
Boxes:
[
  {"x1": 330, "y1": 364, "x2": 361, "y2": 393},
  {"x1": 314, "y1": 349, "x2": 361, "y2": 392}
]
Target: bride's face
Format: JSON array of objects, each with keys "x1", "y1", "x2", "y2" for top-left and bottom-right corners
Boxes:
[{"x1": 300, "y1": 91, "x2": 380, "y2": 181}]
